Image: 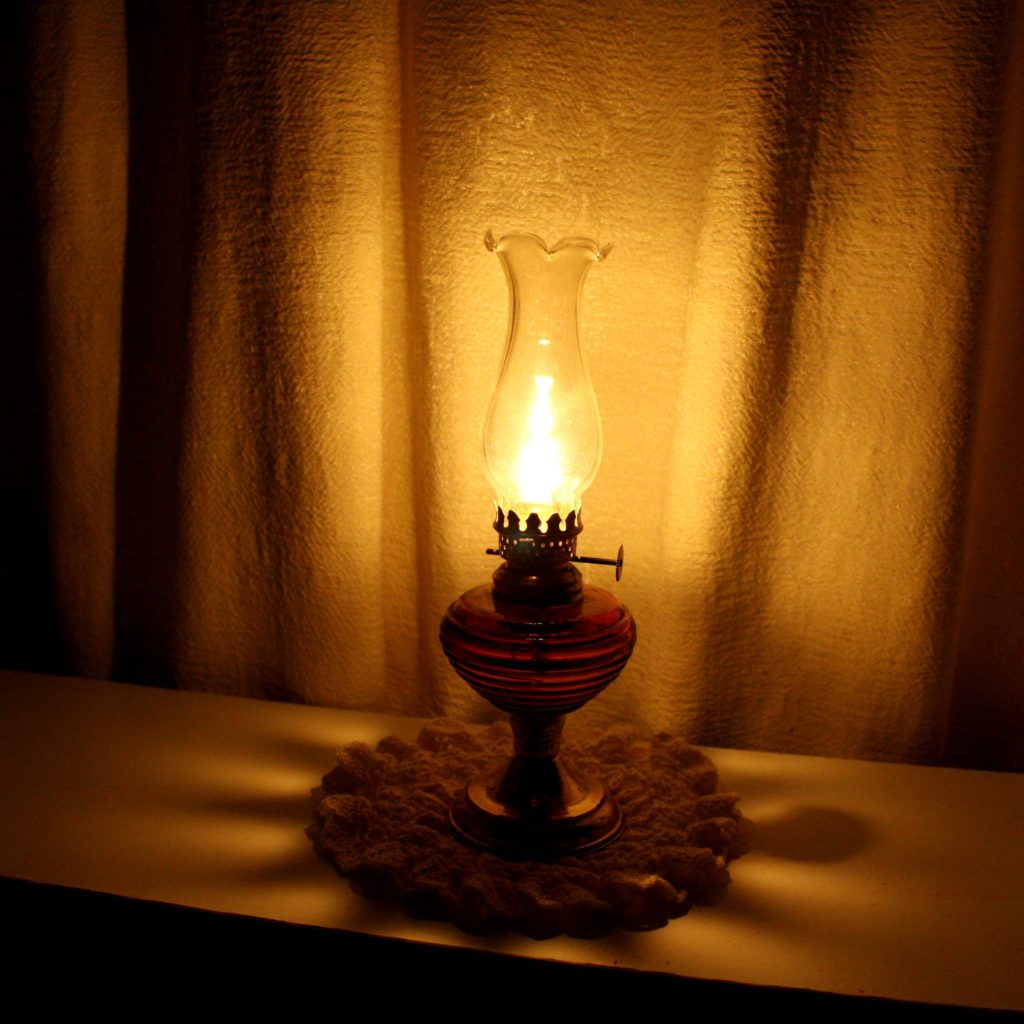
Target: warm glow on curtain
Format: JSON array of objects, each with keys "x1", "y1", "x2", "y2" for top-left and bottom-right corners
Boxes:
[{"x1": 3, "y1": 1, "x2": 1022, "y2": 768}]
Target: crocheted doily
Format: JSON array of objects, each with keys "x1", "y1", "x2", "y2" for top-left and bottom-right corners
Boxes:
[{"x1": 311, "y1": 718, "x2": 741, "y2": 939}]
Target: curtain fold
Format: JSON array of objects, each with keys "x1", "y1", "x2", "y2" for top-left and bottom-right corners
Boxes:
[{"x1": 4, "y1": 0, "x2": 1021, "y2": 767}]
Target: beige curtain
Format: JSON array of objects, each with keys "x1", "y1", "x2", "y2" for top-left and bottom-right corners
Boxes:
[{"x1": 4, "y1": 0, "x2": 1022, "y2": 768}]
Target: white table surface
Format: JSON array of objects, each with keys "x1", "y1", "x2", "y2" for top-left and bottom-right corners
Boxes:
[{"x1": 1, "y1": 669, "x2": 1021, "y2": 1010}]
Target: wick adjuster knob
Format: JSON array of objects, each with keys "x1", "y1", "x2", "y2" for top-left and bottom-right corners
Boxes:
[{"x1": 571, "y1": 544, "x2": 625, "y2": 582}]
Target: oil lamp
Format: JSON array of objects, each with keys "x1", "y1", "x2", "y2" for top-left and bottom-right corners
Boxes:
[{"x1": 439, "y1": 230, "x2": 636, "y2": 859}]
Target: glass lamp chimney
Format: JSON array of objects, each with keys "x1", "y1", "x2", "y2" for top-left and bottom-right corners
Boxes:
[{"x1": 482, "y1": 231, "x2": 608, "y2": 522}]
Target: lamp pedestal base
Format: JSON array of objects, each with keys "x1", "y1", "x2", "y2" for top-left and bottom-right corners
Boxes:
[{"x1": 449, "y1": 713, "x2": 623, "y2": 858}]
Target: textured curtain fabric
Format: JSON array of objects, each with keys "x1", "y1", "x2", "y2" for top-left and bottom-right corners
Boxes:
[{"x1": 3, "y1": 0, "x2": 1022, "y2": 768}]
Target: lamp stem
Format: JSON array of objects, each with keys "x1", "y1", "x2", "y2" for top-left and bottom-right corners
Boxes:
[{"x1": 510, "y1": 713, "x2": 563, "y2": 759}]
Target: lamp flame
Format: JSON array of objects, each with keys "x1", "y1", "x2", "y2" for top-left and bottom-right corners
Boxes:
[{"x1": 516, "y1": 374, "x2": 563, "y2": 509}]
